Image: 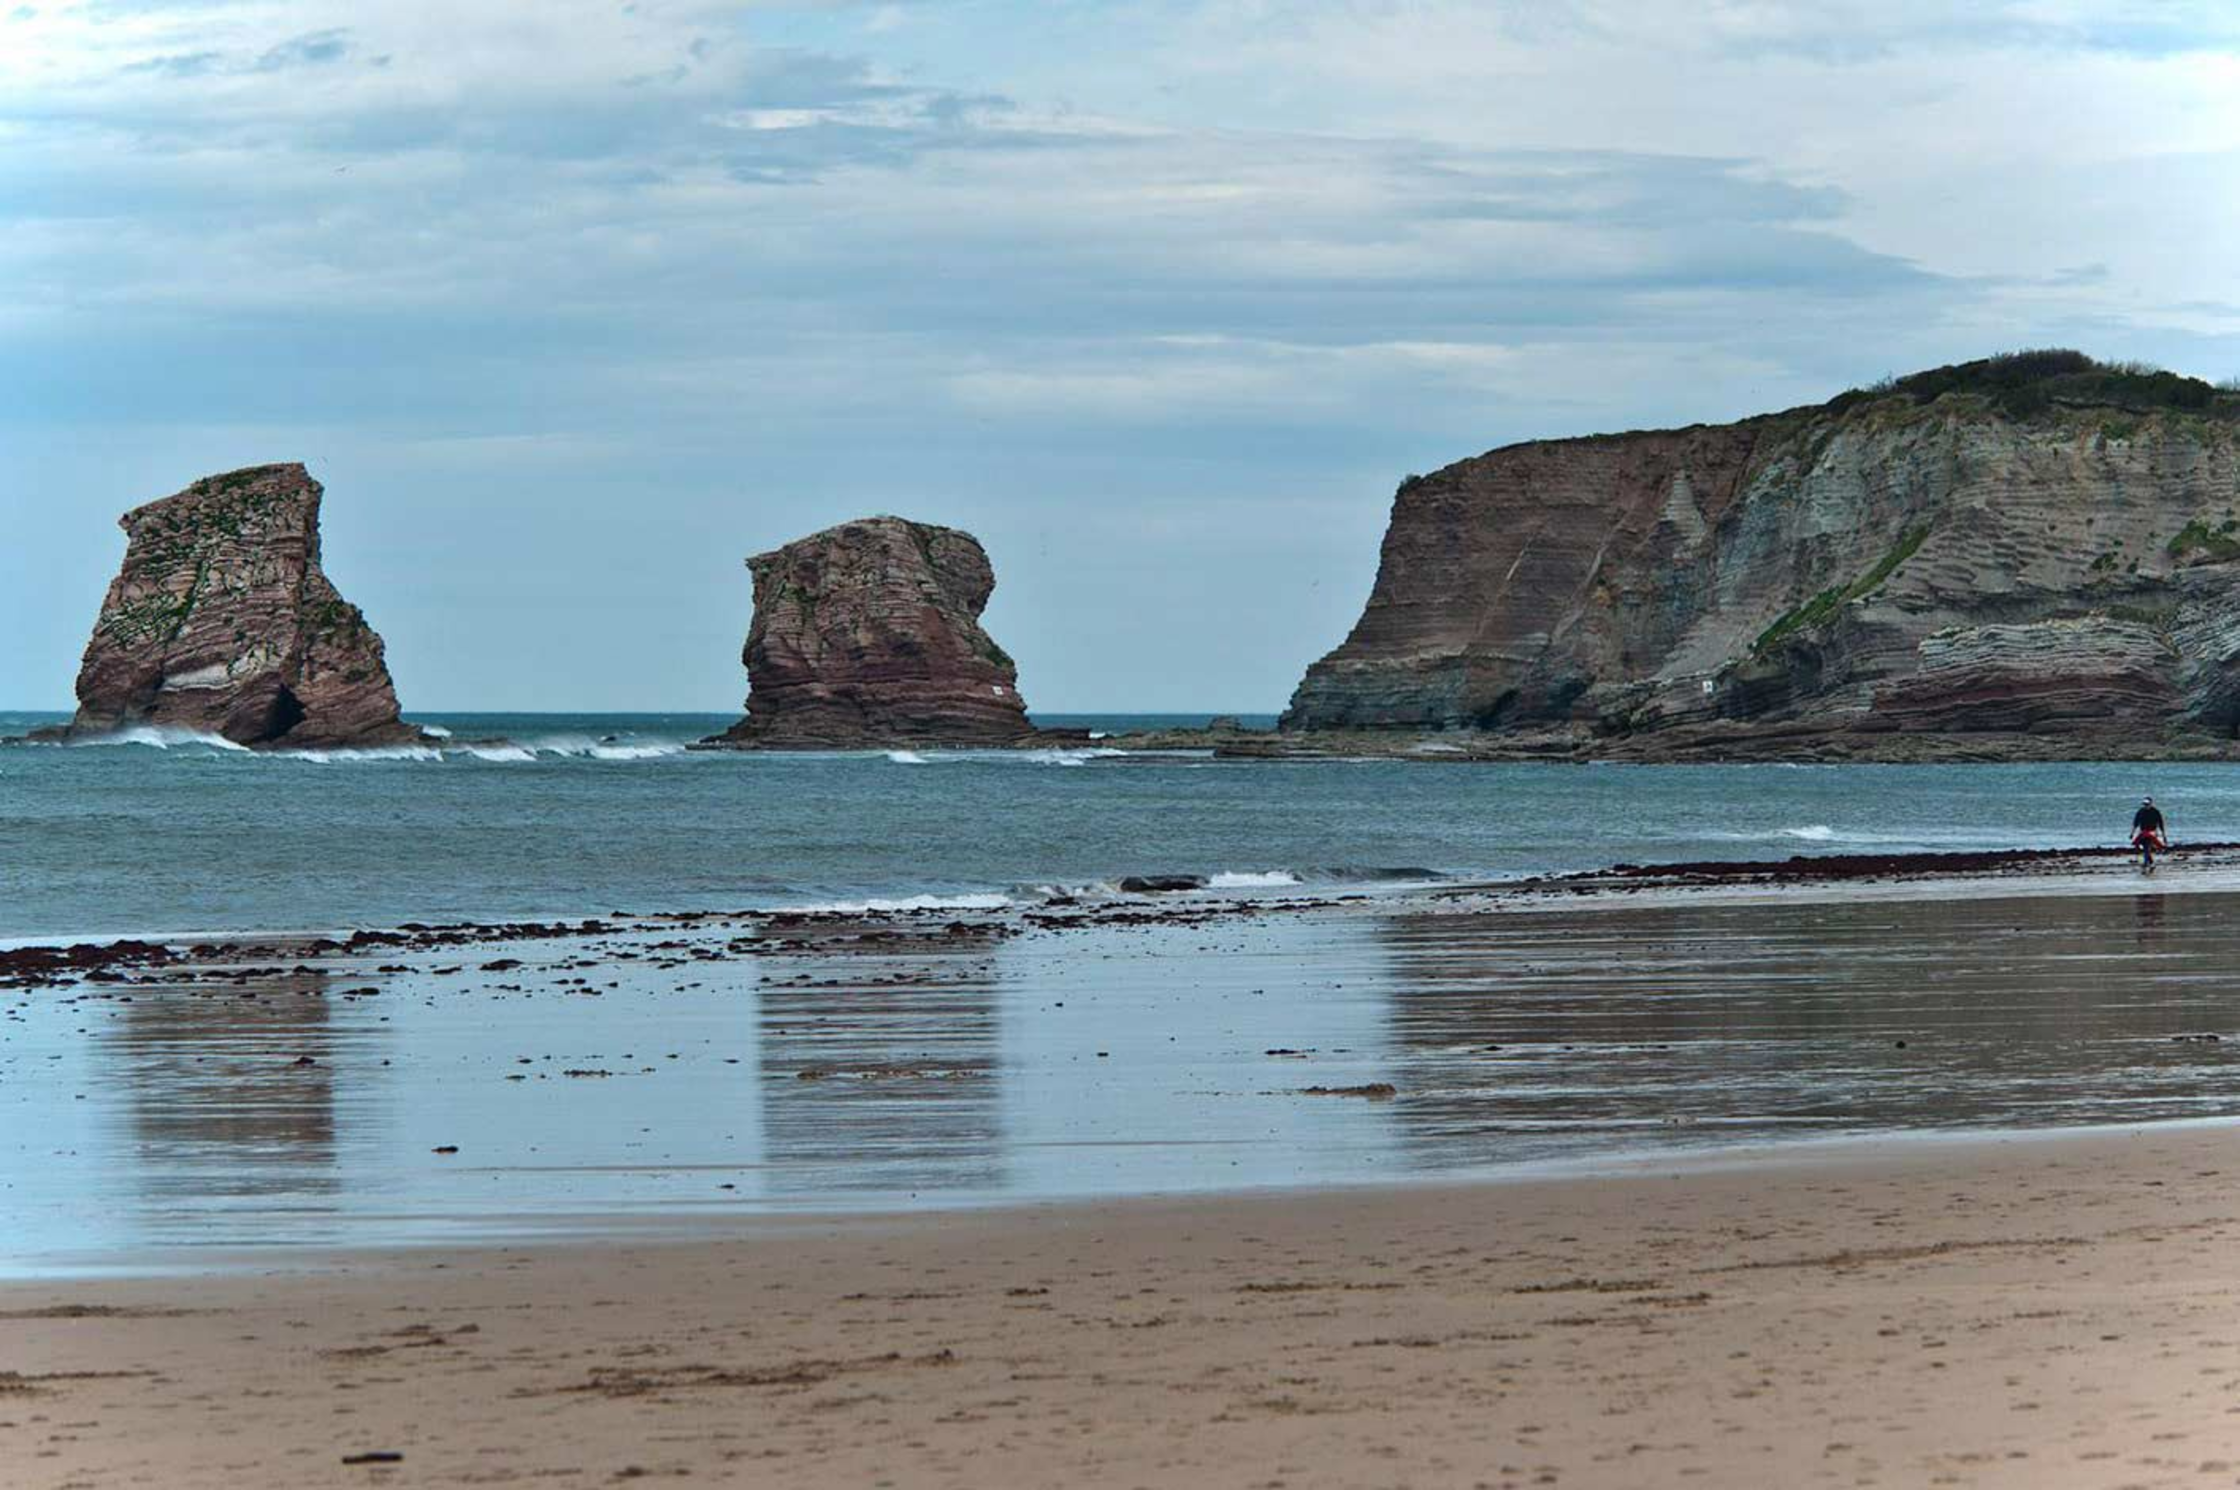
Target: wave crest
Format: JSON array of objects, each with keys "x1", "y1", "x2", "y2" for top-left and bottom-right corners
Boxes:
[
  {"x1": 63, "y1": 725, "x2": 250, "y2": 753},
  {"x1": 785, "y1": 892, "x2": 1015, "y2": 914}
]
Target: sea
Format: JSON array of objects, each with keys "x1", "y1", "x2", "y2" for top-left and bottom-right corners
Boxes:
[
  {"x1": 1, "y1": 708, "x2": 2229, "y2": 943},
  {"x1": 14, "y1": 709, "x2": 2240, "y2": 1271}
]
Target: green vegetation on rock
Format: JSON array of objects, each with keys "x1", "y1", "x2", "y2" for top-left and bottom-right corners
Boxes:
[
  {"x1": 1825, "y1": 350, "x2": 2239, "y2": 423},
  {"x1": 1753, "y1": 525, "x2": 1931, "y2": 655},
  {"x1": 2168, "y1": 517, "x2": 2240, "y2": 564}
]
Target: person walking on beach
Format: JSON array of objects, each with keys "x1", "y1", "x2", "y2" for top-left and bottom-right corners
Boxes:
[{"x1": 2132, "y1": 796, "x2": 2169, "y2": 869}]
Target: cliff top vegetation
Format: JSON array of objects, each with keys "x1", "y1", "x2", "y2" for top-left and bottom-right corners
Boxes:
[{"x1": 1823, "y1": 349, "x2": 2239, "y2": 422}]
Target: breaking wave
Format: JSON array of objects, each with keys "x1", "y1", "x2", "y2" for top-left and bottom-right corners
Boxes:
[
  {"x1": 1207, "y1": 870, "x2": 1305, "y2": 889},
  {"x1": 1017, "y1": 866, "x2": 1450, "y2": 899},
  {"x1": 282, "y1": 745, "x2": 448, "y2": 764},
  {"x1": 512, "y1": 734, "x2": 688, "y2": 761},
  {"x1": 42, "y1": 728, "x2": 692, "y2": 764},
  {"x1": 783, "y1": 892, "x2": 1016, "y2": 915},
  {"x1": 876, "y1": 746, "x2": 1133, "y2": 767},
  {"x1": 1030, "y1": 747, "x2": 1127, "y2": 767},
  {"x1": 61, "y1": 725, "x2": 250, "y2": 753},
  {"x1": 1703, "y1": 824, "x2": 2029, "y2": 848}
]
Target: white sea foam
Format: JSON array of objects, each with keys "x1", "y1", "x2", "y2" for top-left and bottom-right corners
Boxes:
[
  {"x1": 1704, "y1": 824, "x2": 2037, "y2": 849},
  {"x1": 461, "y1": 743, "x2": 537, "y2": 763},
  {"x1": 586, "y1": 742, "x2": 687, "y2": 761},
  {"x1": 281, "y1": 744, "x2": 448, "y2": 763},
  {"x1": 1207, "y1": 870, "x2": 1305, "y2": 888},
  {"x1": 41, "y1": 722, "x2": 697, "y2": 764},
  {"x1": 67, "y1": 725, "x2": 250, "y2": 753},
  {"x1": 418, "y1": 723, "x2": 454, "y2": 738},
  {"x1": 516, "y1": 733, "x2": 688, "y2": 761},
  {"x1": 787, "y1": 892, "x2": 1015, "y2": 914},
  {"x1": 1027, "y1": 747, "x2": 1127, "y2": 767},
  {"x1": 886, "y1": 750, "x2": 930, "y2": 765}
]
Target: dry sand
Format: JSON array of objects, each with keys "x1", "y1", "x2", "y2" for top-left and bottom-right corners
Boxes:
[{"x1": 10, "y1": 1123, "x2": 2240, "y2": 1489}]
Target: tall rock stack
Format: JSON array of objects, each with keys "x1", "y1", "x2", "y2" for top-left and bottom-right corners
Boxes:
[
  {"x1": 703, "y1": 516, "x2": 1038, "y2": 748},
  {"x1": 1283, "y1": 352, "x2": 2240, "y2": 753},
  {"x1": 50, "y1": 463, "x2": 417, "y2": 749}
]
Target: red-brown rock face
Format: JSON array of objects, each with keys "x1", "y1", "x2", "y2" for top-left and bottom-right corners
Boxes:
[
  {"x1": 705, "y1": 517, "x2": 1035, "y2": 748},
  {"x1": 1285, "y1": 356, "x2": 2240, "y2": 747},
  {"x1": 57, "y1": 464, "x2": 416, "y2": 749}
]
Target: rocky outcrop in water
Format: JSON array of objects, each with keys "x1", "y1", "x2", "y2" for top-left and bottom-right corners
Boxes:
[
  {"x1": 1283, "y1": 353, "x2": 2240, "y2": 755},
  {"x1": 702, "y1": 516, "x2": 1036, "y2": 748},
  {"x1": 47, "y1": 463, "x2": 416, "y2": 749}
]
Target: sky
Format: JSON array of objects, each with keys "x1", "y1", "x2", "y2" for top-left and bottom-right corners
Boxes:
[{"x1": 4, "y1": 1, "x2": 2238, "y2": 713}]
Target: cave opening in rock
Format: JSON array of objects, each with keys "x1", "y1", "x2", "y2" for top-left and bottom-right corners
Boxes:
[{"x1": 265, "y1": 685, "x2": 307, "y2": 742}]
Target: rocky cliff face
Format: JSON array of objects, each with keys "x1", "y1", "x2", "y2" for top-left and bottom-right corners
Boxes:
[
  {"x1": 1284, "y1": 354, "x2": 2240, "y2": 752},
  {"x1": 704, "y1": 517, "x2": 1036, "y2": 748},
  {"x1": 55, "y1": 463, "x2": 415, "y2": 749}
]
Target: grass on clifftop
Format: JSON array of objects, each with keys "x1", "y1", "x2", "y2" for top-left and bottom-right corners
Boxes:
[
  {"x1": 1475, "y1": 351, "x2": 2238, "y2": 460},
  {"x1": 1824, "y1": 349, "x2": 2240, "y2": 422}
]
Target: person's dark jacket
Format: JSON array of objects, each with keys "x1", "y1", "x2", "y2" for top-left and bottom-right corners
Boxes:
[{"x1": 2134, "y1": 804, "x2": 2166, "y2": 835}]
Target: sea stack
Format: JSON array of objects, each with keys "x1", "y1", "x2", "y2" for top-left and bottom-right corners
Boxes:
[
  {"x1": 1282, "y1": 352, "x2": 2240, "y2": 756},
  {"x1": 703, "y1": 516, "x2": 1036, "y2": 748},
  {"x1": 49, "y1": 463, "x2": 417, "y2": 749}
]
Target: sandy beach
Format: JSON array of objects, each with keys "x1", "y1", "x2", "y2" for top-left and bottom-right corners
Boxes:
[
  {"x1": 14, "y1": 859, "x2": 2240, "y2": 1487},
  {"x1": 8, "y1": 1121, "x2": 2240, "y2": 1489}
]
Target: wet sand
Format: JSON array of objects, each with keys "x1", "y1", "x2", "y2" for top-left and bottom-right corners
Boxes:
[
  {"x1": 15, "y1": 861, "x2": 2240, "y2": 1484},
  {"x1": 18, "y1": 879, "x2": 2240, "y2": 1264},
  {"x1": 9, "y1": 1121, "x2": 2240, "y2": 1489}
]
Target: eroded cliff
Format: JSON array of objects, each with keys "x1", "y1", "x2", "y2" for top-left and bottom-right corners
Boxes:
[
  {"x1": 703, "y1": 516, "x2": 1036, "y2": 748},
  {"x1": 53, "y1": 463, "x2": 416, "y2": 749},
  {"x1": 1284, "y1": 353, "x2": 2240, "y2": 753}
]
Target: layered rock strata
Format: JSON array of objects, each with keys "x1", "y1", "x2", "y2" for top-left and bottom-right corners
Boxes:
[
  {"x1": 703, "y1": 517, "x2": 1037, "y2": 748},
  {"x1": 1284, "y1": 353, "x2": 2240, "y2": 753},
  {"x1": 49, "y1": 463, "x2": 416, "y2": 749}
]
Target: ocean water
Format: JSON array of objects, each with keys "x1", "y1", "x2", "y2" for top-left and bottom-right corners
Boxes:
[
  {"x1": 2, "y1": 708, "x2": 2233, "y2": 941},
  {"x1": 13, "y1": 708, "x2": 2240, "y2": 1271}
]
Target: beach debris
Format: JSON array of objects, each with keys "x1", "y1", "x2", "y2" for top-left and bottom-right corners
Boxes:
[
  {"x1": 341, "y1": 1451, "x2": 404, "y2": 1465},
  {"x1": 431, "y1": 1145, "x2": 459, "y2": 1154},
  {"x1": 1298, "y1": 1083, "x2": 1398, "y2": 1099}
]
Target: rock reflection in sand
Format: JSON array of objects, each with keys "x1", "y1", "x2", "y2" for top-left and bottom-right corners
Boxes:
[
  {"x1": 1378, "y1": 890, "x2": 2240, "y2": 1164},
  {"x1": 106, "y1": 966, "x2": 349, "y2": 1212},
  {"x1": 757, "y1": 936, "x2": 1008, "y2": 1194},
  {"x1": 13, "y1": 888, "x2": 2240, "y2": 1269}
]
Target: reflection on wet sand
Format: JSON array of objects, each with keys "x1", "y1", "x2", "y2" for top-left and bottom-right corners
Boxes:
[
  {"x1": 98, "y1": 965, "x2": 358, "y2": 1223},
  {"x1": 2134, "y1": 890, "x2": 2167, "y2": 946},
  {"x1": 1375, "y1": 891, "x2": 2240, "y2": 1168},
  {"x1": 757, "y1": 941, "x2": 1008, "y2": 1194},
  {"x1": 21, "y1": 887, "x2": 2240, "y2": 1269}
]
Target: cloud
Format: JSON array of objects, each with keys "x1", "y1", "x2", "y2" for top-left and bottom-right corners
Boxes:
[
  {"x1": 120, "y1": 47, "x2": 222, "y2": 76},
  {"x1": 2, "y1": 0, "x2": 2237, "y2": 712},
  {"x1": 254, "y1": 26, "x2": 350, "y2": 71}
]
